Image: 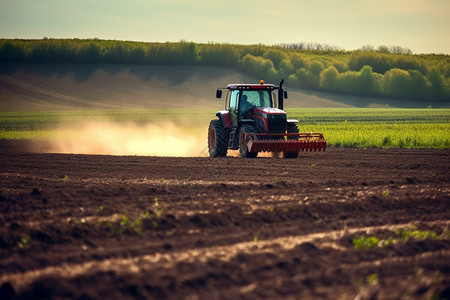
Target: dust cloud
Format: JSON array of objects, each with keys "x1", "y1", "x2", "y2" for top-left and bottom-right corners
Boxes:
[{"x1": 50, "y1": 122, "x2": 208, "y2": 157}]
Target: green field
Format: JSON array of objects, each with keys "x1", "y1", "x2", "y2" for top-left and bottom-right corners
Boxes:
[
  {"x1": 287, "y1": 108, "x2": 450, "y2": 148},
  {"x1": 0, "y1": 108, "x2": 449, "y2": 149}
]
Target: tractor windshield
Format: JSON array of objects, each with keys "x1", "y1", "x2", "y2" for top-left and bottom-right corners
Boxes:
[
  {"x1": 241, "y1": 90, "x2": 272, "y2": 108},
  {"x1": 239, "y1": 90, "x2": 272, "y2": 119}
]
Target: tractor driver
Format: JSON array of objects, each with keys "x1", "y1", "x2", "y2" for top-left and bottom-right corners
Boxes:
[{"x1": 239, "y1": 94, "x2": 255, "y2": 119}]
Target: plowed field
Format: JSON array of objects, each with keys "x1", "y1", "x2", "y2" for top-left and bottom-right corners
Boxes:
[{"x1": 1, "y1": 142, "x2": 449, "y2": 300}]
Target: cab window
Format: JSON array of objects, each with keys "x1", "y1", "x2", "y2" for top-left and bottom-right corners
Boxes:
[
  {"x1": 240, "y1": 90, "x2": 272, "y2": 108},
  {"x1": 229, "y1": 90, "x2": 239, "y2": 110}
]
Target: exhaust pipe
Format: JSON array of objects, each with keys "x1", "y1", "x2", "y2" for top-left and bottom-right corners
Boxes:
[{"x1": 278, "y1": 79, "x2": 284, "y2": 110}]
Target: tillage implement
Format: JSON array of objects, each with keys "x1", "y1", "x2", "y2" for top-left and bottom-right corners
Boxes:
[{"x1": 208, "y1": 80, "x2": 326, "y2": 158}]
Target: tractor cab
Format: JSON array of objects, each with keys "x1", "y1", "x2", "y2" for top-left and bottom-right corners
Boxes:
[
  {"x1": 222, "y1": 83, "x2": 278, "y2": 126},
  {"x1": 234, "y1": 89, "x2": 273, "y2": 120}
]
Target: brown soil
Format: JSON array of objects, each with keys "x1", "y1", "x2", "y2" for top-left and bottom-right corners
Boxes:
[{"x1": 0, "y1": 141, "x2": 449, "y2": 299}]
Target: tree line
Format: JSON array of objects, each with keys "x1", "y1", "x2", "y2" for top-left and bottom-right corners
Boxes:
[{"x1": 0, "y1": 38, "x2": 448, "y2": 102}]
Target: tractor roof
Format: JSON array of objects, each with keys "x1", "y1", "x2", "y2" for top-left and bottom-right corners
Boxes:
[{"x1": 227, "y1": 83, "x2": 276, "y2": 90}]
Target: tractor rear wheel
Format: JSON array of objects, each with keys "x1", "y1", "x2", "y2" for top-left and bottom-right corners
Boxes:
[
  {"x1": 284, "y1": 123, "x2": 299, "y2": 158},
  {"x1": 208, "y1": 120, "x2": 228, "y2": 157},
  {"x1": 239, "y1": 124, "x2": 258, "y2": 158}
]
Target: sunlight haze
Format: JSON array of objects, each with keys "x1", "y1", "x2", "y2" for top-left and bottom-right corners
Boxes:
[{"x1": 1, "y1": 0, "x2": 449, "y2": 53}]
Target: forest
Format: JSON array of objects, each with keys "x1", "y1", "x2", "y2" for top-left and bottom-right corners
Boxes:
[{"x1": 0, "y1": 39, "x2": 449, "y2": 103}]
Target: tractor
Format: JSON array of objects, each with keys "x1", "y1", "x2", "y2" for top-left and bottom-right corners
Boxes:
[{"x1": 208, "y1": 79, "x2": 326, "y2": 158}]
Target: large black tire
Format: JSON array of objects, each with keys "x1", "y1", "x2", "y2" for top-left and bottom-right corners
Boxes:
[
  {"x1": 239, "y1": 124, "x2": 258, "y2": 158},
  {"x1": 284, "y1": 123, "x2": 299, "y2": 158},
  {"x1": 208, "y1": 120, "x2": 228, "y2": 157}
]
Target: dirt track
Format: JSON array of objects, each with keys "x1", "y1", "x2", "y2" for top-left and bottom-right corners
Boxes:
[{"x1": 0, "y1": 143, "x2": 449, "y2": 299}]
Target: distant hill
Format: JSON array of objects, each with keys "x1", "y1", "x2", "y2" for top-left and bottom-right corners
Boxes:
[
  {"x1": 1, "y1": 39, "x2": 448, "y2": 108},
  {"x1": 0, "y1": 64, "x2": 367, "y2": 111}
]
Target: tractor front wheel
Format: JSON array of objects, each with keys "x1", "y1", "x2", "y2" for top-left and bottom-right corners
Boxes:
[
  {"x1": 208, "y1": 120, "x2": 228, "y2": 157},
  {"x1": 239, "y1": 125, "x2": 258, "y2": 158}
]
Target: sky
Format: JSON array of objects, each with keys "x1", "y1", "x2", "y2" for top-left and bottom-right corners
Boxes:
[{"x1": 0, "y1": 0, "x2": 449, "y2": 54}]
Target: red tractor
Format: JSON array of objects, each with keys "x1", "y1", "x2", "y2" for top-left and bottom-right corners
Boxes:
[{"x1": 208, "y1": 79, "x2": 326, "y2": 158}]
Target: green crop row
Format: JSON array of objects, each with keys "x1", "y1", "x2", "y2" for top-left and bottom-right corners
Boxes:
[
  {"x1": 285, "y1": 108, "x2": 450, "y2": 148},
  {"x1": 286, "y1": 108, "x2": 450, "y2": 124},
  {"x1": 0, "y1": 108, "x2": 449, "y2": 149},
  {"x1": 301, "y1": 123, "x2": 449, "y2": 148},
  {"x1": 0, "y1": 109, "x2": 216, "y2": 131}
]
